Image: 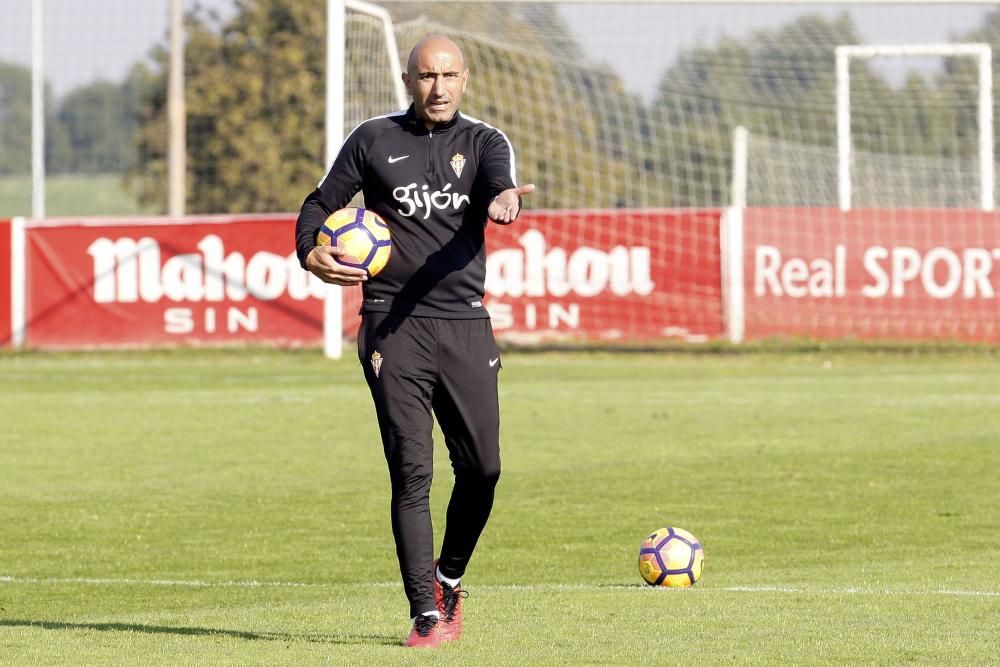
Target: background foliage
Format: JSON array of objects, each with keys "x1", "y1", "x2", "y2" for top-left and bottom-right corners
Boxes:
[{"x1": 2, "y1": 3, "x2": 1000, "y2": 213}]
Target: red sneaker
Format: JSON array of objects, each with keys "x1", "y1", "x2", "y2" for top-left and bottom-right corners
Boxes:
[
  {"x1": 404, "y1": 614, "x2": 443, "y2": 648},
  {"x1": 433, "y1": 560, "x2": 469, "y2": 641}
]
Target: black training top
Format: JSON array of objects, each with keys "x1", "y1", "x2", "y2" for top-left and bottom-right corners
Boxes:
[{"x1": 295, "y1": 106, "x2": 520, "y2": 319}]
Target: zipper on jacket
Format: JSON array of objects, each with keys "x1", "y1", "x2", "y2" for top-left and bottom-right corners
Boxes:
[{"x1": 427, "y1": 132, "x2": 435, "y2": 175}]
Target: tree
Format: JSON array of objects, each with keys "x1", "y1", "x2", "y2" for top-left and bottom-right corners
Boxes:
[
  {"x1": 0, "y1": 61, "x2": 68, "y2": 177},
  {"x1": 0, "y1": 62, "x2": 32, "y2": 175},
  {"x1": 57, "y1": 76, "x2": 145, "y2": 174},
  {"x1": 130, "y1": 0, "x2": 631, "y2": 212},
  {"x1": 646, "y1": 13, "x2": 876, "y2": 206},
  {"x1": 944, "y1": 8, "x2": 1000, "y2": 165},
  {"x1": 133, "y1": 0, "x2": 328, "y2": 213}
]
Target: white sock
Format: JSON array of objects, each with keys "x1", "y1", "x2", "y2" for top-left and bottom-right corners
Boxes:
[
  {"x1": 413, "y1": 610, "x2": 440, "y2": 622},
  {"x1": 436, "y1": 565, "x2": 461, "y2": 588}
]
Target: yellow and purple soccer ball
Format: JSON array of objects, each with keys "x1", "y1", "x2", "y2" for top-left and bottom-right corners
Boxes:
[
  {"x1": 638, "y1": 526, "x2": 705, "y2": 587},
  {"x1": 317, "y1": 207, "x2": 391, "y2": 276}
]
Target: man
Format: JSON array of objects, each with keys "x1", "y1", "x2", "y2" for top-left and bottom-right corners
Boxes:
[{"x1": 295, "y1": 35, "x2": 534, "y2": 648}]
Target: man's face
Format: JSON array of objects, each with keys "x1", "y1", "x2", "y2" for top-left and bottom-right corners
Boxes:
[{"x1": 403, "y1": 43, "x2": 468, "y2": 128}]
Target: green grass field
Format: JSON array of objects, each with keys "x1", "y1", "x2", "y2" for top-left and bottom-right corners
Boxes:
[
  {"x1": 1, "y1": 349, "x2": 998, "y2": 665},
  {"x1": 0, "y1": 174, "x2": 157, "y2": 218}
]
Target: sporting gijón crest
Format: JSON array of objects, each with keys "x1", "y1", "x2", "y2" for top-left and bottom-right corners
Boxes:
[{"x1": 450, "y1": 153, "x2": 466, "y2": 178}]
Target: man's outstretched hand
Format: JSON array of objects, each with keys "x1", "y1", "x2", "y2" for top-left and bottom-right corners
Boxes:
[{"x1": 488, "y1": 184, "x2": 536, "y2": 224}]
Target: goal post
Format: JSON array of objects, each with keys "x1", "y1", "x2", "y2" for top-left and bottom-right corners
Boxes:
[
  {"x1": 836, "y1": 43, "x2": 993, "y2": 212},
  {"x1": 324, "y1": 0, "x2": 408, "y2": 358},
  {"x1": 10, "y1": 217, "x2": 26, "y2": 349},
  {"x1": 30, "y1": 0, "x2": 44, "y2": 219}
]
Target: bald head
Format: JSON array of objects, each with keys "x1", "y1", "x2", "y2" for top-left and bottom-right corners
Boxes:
[
  {"x1": 407, "y1": 35, "x2": 465, "y2": 75},
  {"x1": 403, "y1": 35, "x2": 469, "y2": 129}
]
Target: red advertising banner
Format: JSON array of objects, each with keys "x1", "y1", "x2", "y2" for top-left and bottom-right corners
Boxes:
[
  {"x1": 743, "y1": 208, "x2": 1000, "y2": 342},
  {"x1": 18, "y1": 210, "x2": 724, "y2": 349},
  {"x1": 14, "y1": 208, "x2": 1000, "y2": 347},
  {"x1": 343, "y1": 209, "x2": 725, "y2": 343},
  {"x1": 23, "y1": 215, "x2": 324, "y2": 348},
  {"x1": 0, "y1": 219, "x2": 11, "y2": 347}
]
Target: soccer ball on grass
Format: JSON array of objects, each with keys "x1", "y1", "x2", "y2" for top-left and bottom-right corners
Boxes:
[
  {"x1": 317, "y1": 207, "x2": 392, "y2": 276},
  {"x1": 638, "y1": 526, "x2": 705, "y2": 587}
]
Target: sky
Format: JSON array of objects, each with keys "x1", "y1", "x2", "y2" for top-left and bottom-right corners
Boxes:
[
  {"x1": 560, "y1": 3, "x2": 996, "y2": 100},
  {"x1": 0, "y1": 1, "x2": 995, "y2": 100}
]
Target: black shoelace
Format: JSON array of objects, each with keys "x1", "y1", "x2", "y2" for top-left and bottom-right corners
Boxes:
[
  {"x1": 414, "y1": 614, "x2": 439, "y2": 637},
  {"x1": 440, "y1": 582, "x2": 469, "y2": 621}
]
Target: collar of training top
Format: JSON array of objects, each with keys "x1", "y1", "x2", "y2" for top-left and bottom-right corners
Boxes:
[{"x1": 405, "y1": 104, "x2": 462, "y2": 134}]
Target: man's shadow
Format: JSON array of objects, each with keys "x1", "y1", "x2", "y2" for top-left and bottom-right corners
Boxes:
[
  {"x1": 0, "y1": 619, "x2": 399, "y2": 646},
  {"x1": 372, "y1": 202, "x2": 490, "y2": 338}
]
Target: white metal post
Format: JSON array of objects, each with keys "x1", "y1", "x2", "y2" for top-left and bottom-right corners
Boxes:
[
  {"x1": 730, "y1": 125, "x2": 749, "y2": 209},
  {"x1": 327, "y1": 0, "x2": 346, "y2": 174},
  {"x1": 31, "y1": 0, "x2": 45, "y2": 219},
  {"x1": 721, "y1": 208, "x2": 745, "y2": 345},
  {"x1": 835, "y1": 47, "x2": 851, "y2": 212},
  {"x1": 11, "y1": 218, "x2": 26, "y2": 349},
  {"x1": 723, "y1": 125, "x2": 748, "y2": 344},
  {"x1": 324, "y1": 0, "x2": 346, "y2": 359},
  {"x1": 168, "y1": 0, "x2": 187, "y2": 217},
  {"x1": 978, "y1": 47, "x2": 994, "y2": 212}
]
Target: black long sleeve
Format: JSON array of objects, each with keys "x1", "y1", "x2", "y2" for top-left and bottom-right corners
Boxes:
[{"x1": 294, "y1": 106, "x2": 521, "y2": 318}]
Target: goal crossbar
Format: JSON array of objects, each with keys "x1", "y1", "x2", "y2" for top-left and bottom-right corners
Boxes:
[{"x1": 836, "y1": 42, "x2": 994, "y2": 212}]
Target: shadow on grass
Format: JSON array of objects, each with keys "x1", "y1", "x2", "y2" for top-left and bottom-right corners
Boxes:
[{"x1": 0, "y1": 619, "x2": 399, "y2": 646}]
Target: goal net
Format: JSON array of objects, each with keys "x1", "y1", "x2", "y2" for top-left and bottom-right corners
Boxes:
[
  {"x1": 339, "y1": 1, "x2": 1000, "y2": 343},
  {"x1": 343, "y1": 2, "x2": 996, "y2": 209},
  {"x1": 4, "y1": 1, "x2": 998, "y2": 347},
  {"x1": 0, "y1": 1, "x2": 175, "y2": 218}
]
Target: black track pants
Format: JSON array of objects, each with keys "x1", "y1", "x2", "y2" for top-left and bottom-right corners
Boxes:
[{"x1": 358, "y1": 313, "x2": 502, "y2": 618}]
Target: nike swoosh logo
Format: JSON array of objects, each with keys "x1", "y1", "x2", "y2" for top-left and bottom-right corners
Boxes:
[
  {"x1": 387, "y1": 155, "x2": 409, "y2": 163},
  {"x1": 489, "y1": 358, "x2": 500, "y2": 367}
]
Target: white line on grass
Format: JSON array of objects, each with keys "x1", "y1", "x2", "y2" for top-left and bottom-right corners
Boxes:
[
  {"x1": 720, "y1": 585, "x2": 1000, "y2": 597},
  {"x1": 1, "y1": 576, "x2": 997, "y2": 597},
  {"x1": 0, "y1": 576, "x2": 324, "y2": 588}
]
